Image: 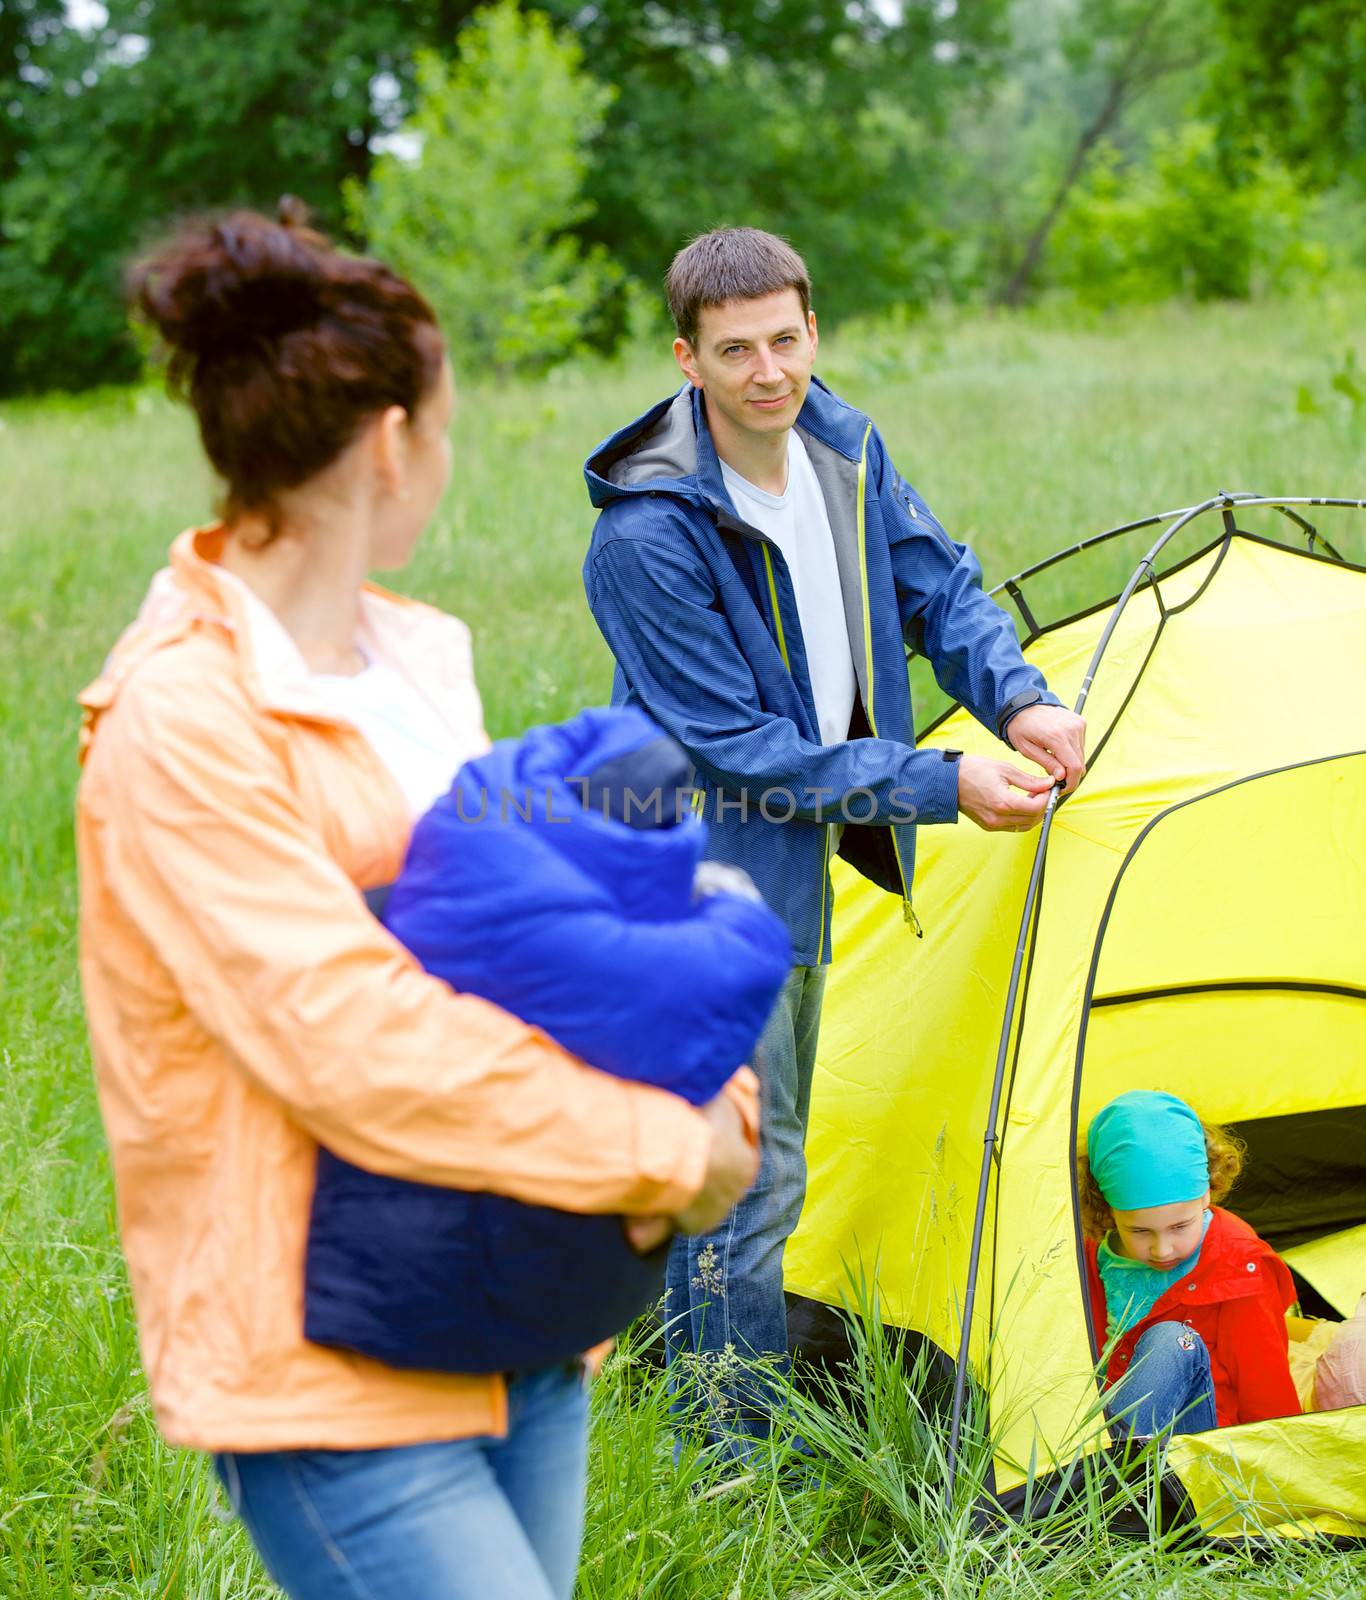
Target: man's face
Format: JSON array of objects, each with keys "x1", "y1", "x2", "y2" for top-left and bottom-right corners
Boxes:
[{"x1": 674, "y1": 289, "x2": 818, "y2": 444}]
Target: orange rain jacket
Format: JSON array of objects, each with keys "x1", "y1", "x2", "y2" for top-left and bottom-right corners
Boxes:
[{"x1": 77, "y1": 526, "x2": 752, "y2": 1453}]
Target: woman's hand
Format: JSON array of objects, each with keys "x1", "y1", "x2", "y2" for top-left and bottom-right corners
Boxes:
[{"x1": 624, "y1": 1093, "x2": 759, "y2": 1253}]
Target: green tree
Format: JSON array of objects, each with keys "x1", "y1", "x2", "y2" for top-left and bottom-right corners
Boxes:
[
  {"x1": 354, "y1": 5, "x2": 616, "y2": 377},
  {"x1": 540, "y1": 0, "x2": 1012, "y2": 326},
  {"x1": 1, "y1": 0, "x2": 1015, "y2": 393},
  {"x1": 0, "y1": 0, "x2": 476, "y2": 392},
  {"x1": 1049, "y1": 121, "x2": 1319, "y2": 305},
  {"x1": 1209, "y1": 0, "x2": 1366, "y2": 190},
  {"x1": 991, "y1": 0, "x2": 1215, "y2": 304},
  {"x1": 0, "y1": 0, "x2": 72, "y2": 185}
]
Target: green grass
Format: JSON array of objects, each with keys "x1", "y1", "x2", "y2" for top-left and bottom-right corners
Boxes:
[{"x1": 1, "y1": 289, "x2": 1363, "y2": 1596}]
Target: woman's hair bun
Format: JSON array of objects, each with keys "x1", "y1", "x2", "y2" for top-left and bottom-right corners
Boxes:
[
  {"x1": 124, "y1": 200, "x2": 442, "y2": 532},
  {"x1": 130, "y1": 197, "x2": 333, "y2": 366}
]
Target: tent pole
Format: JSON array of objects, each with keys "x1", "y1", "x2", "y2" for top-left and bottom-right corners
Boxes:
[
  {"x1": 944, "y1": 494, "x2": 1226, "y2": 1506},
  {"x1": 944, "y1": 787, "x2": 1057, "y2": 1502},
  {"x1": 987, "y1": 494, "x2": 1364, "y2": 616}
]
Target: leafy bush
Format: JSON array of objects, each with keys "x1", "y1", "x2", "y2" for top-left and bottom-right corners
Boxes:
[
  {"x1": 1048, "y1": 122, "x2": 1325, "y2": 307},
  {"x1": 352, "y1": 3, "x2": 619, "y2": 379}
]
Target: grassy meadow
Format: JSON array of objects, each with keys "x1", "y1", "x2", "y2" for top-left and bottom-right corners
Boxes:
[{"x1": 1, "y1": 289, "x2": 1364, "y2": 1598}]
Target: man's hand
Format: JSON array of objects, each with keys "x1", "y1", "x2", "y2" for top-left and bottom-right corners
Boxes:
[
  {"x1": 957, "y1": 755, "x2": 1054, "y2": 833},
  {"x1": 624, "y1": 1092, "x2": 759, "y2": 1254},
  {"x1": 1004, "y1": 705, "x2": 1088, "y2": 794}
]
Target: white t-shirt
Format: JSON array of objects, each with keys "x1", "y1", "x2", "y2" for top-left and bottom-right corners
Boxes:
[
  {"x1": 720, "y1": 432, "x2": 857, "y2": 746},
  {"x1": 308, "y1": 656, "x2": 464, "y2": 814}
]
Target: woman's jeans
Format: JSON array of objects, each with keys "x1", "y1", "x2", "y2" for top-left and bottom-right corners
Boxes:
[
  {"x1": 1105, "y1": 1321, "x2": 1219, "y2": 1437},
  {"x1": 665, "y1": 964, "x2": 827, "y2": 1454},
  {"x1": 214, "y1": 1362, "x2": 588, "y2": 1600}
]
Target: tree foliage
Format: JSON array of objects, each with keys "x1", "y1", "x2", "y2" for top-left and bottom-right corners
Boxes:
[
  {"x1": 0, "y1": 0, "x2": 70, "y2": 184},
  {"x1": 0, "y1": 0, "x2": 476, "y2": 390},
  {"x1": 355, "y1": 6, "x2": 616, "y2": 376},
  {"x1": 0, "y1": 0, "x2": 1360, "y2": 396},
  {"x1": 1050, "y1": 121, "x2": 1321, "y2": 305},
  {"x1": 1208, "y1": 0, "x2": 1366, "y2": 188},
  {"x1": 545, "y1": 0, "x2": 1011, "y2": 325},
  {"x1": 1001, "y1": 0, "x2": 1219, "y2": 302},
  {"x1": 0, "y1": 0, "x2": 1016, "y2": 391}
]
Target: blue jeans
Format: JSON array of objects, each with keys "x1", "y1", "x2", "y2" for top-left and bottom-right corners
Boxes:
[
  {"x1": 665, "y1": 965, "x2": 826, "y2": 1452},
  {"x1": 1105, "y1": 1321, "x2": 1218, "y2": 1437},
  {"x1": 214, "y1": 1363, "x2": 588, "y2": 1600}
]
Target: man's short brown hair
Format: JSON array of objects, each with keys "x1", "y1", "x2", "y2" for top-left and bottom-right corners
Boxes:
[{"x1": 666, "y1": 228, "x2": 812, "y2": 345}]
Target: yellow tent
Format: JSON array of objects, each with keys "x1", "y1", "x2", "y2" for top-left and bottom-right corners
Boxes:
[{"x1": 785, "y1": 495, "x2": 1366, "y2": 1540}]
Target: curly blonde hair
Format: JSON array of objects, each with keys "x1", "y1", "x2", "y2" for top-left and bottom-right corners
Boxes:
[{"x1": 1077, "y1": 1120, "x2": 1246, "y2": 1241}]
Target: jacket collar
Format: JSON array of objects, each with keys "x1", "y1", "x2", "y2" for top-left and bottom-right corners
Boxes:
[
  {"x1": 1089, "y1": 1207, "x2": 1274, "y2": 1315},
  {"x1": 79, "y1": 525, "x2": 471, "y2": 729},
  {"x1": 1165, "y1": 1206, "x2": 1279, "y2": 1307},
  {"x1": 583, "y1": 376, "x2": 870, "y2": 516}
]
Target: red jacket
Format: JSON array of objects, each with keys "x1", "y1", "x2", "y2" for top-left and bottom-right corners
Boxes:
[{"x1": 1085, "y1": 1207, "x2": 1301, "y2": 1429}]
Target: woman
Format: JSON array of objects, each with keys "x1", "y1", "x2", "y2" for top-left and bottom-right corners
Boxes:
[{"x1": 75, "y1": 202, "x2": 758, "y2": 1600}]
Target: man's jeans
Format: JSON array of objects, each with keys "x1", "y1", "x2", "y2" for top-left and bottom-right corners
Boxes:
[
  {"x1": 214, "y1": 1363, "x2": 588, "y2": 1600},
  {"x1": 665, "y1": 964, "x2": 827, "y2": 1452},
  {"x1": 1105, "y1": 1321, "x2": 1218, "y2": 1437}
]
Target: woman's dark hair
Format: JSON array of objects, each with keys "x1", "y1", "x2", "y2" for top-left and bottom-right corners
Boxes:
[{"x1": 129, "y1": 197, "x2": 444, "y2": 533}]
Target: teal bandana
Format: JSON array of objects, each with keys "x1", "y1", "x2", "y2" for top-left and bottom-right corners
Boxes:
[{"x1": 1087, "y1": 1090, "x2": 1210, "y2": 1212}]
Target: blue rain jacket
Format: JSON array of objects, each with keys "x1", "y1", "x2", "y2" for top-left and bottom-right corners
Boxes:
[
  {"x1": 304, "y1": 706, "x2": 792, "y2": 1374},
  {"x1": 583, "y1": 379, "x2": 1059, "y2": 965}
]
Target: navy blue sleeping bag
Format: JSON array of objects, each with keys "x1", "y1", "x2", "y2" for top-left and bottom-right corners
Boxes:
[{"x1": 304, "y1": 706, "x2": 792, "y2": 1374}]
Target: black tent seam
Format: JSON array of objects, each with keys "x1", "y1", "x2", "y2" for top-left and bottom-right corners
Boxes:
[
  {"x1": 1023, "y1": 529, "x2": 1231, "y2": 801},
  {"x1": 1217, "y1": 526, "x2": 1366, "y2": 578},
  {"x1": 992, "y1": 503, "x2": 1366, "y2": 599},
  {"x1": 1060, "y1": 594, "x2": 1172, "y2": 784},
  {"x1": 1094, "y1": 980, "x2": 1366, "y2": 1007},
  {"x1": 1069, "y1": 749, "x2": 1366, "y2": 1370}
]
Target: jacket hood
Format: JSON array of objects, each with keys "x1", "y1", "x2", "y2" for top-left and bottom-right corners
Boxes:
[{"x1": 583, "y1": 377, "x2": 870, "y2": 514}]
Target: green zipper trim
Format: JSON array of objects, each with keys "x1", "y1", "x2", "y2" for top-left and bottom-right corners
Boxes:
[
  {"x1": 854, "y1": 421, "x2": 918, "y2": 933},
  {"x1": 761, "y1": 544, "x2": 791, "y2": 670},
  {"x1": 855, "y1": 421, "x2": 877, "y2": 725},
  {"x1": 817, "y1": 822, "x2": 832, "y2": 964}
]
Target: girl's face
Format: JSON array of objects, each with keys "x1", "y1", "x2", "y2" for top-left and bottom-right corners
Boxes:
[{"x1": 1110, "y1": 1193, "x2": 1210, "y2": 1269}]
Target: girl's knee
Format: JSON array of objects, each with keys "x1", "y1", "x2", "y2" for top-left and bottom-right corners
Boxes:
[{"x1": 1134, "y1": 1321, "x2": 1204, "y2": 1359}]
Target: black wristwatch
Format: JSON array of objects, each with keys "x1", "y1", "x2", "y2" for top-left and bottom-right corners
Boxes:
[{"x1": 997, "y1": 688, "x2": 1044, "y2": 746}]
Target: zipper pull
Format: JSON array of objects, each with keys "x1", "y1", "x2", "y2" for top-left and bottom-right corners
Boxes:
[{"x1": 903, "y1": 901, "x2": 924, "y2": 938}]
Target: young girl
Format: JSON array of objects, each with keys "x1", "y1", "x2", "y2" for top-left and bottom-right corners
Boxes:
[{"x1": 1079, "y1": 1090, "x2": 1300, "y2": 1435}]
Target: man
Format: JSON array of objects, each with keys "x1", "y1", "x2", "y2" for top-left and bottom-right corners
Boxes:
[{"x1": 582, "y1": 227, "x2": 1086, "y2": 1449}]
